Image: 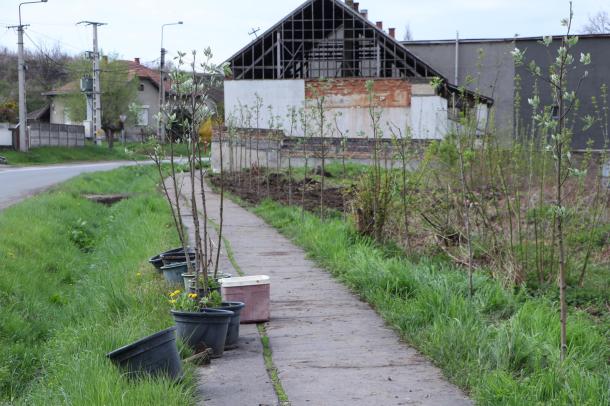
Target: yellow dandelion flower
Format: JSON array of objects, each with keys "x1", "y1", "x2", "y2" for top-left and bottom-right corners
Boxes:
[{"x1": 188, "y1": 293, "x2": 198, "y2": 299}]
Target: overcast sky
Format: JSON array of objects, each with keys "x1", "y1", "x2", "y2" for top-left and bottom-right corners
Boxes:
[{"x1": 0, "y1": 0, "x2": 606, "y2": 66}]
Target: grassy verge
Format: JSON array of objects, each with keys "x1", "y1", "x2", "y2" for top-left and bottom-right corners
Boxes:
[
  {"x1": 0, "y1": 142, "x2": 193, "y2": 166},
  {"x1": 252, "y1": 199, "x2": 609, "y2": 405},
  {"x1": 1, "y1": 144, "x2": 139, "y2": 165},
  {"x1": 0, "y1": 165, "x2": 195, "y2": 405}
]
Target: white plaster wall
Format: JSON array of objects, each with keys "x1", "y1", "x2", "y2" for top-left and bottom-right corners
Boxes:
[
  {"x1": 225, "y1": 80, "x2": 452, "y2": 140},
  {"x1": 410, "y1": 95, "x2": 447, "y2": 139},
  {"x1": 0, "y1": 123, "x2": 11, "y2": 146},
  {"x1": 50, "y1": 98, "x2": 67, "y2": 125},
  {"x1": 325, "y1": 107, "x2": 411, "y2": 139},
  {"x1": 224, "y1": 79, "x2": 305, "y2": 133},
  {"x1": 476, "y1": 104, "x2": 489, "y2": 133}
]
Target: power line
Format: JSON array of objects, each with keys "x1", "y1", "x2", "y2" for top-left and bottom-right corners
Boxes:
[
  {"x1": 20, "y1": 34, "x2": 147, "y2": 78},
  {"x1": 27, "y1": 27, "x2": 83, "y2": 52}
]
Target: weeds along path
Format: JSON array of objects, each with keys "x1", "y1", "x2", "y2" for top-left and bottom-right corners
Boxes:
[{"x1": 173, "y1": 172, "x2": 471, "y2": 406}]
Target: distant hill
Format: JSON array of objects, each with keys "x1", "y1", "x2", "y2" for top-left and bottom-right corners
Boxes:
[{"x1": 0, "y1": 45, "x2": 74, "y2": 118}]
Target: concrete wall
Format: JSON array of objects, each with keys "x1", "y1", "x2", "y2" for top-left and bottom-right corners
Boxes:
[
  {"x1": 405, "y1": 40, "x2": 515, "y2": 138},
  {"x1": 29, "y1": 122, "x2": 85, "y2": 147},
  {"x1": 224, "y1": 78, "x2": 450, "y2": 140},
  {"x1": 305, "y1": 78, "x2": 412, "y2": 139},
  {"x1": 410, "y1": 83, "x2": 448, "y2": 139},
  {"x1": 223, "y1": 77, "x2": 489, "y2": 142},
  {"x1": 517, "y1": 36, "x2": 610, "y2": 150},
  {"x1": 224, "y1": 79, "x2": 306, "y2": 133},
  {"x1": 210, "y1": 131, "x2": 429, "y2": 173}
]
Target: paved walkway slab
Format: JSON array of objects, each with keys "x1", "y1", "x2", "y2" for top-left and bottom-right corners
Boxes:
[
  {"x1": 197, "y1": 324, "x2": 277, "y2": 406},
  {"x1": 176, "y1": 175, "x2": 472, "y2": 406}
]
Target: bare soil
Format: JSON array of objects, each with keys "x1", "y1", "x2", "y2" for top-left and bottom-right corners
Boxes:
[{"x1": 210, "y1": 171, "x2": 349, "y2": 213}]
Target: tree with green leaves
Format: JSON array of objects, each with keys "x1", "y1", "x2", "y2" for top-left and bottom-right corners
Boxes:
[
  {"x1": 513, "y1": 2, "x2": 594, "y2": 360},
  {"x1": 62, "y1": 56, "x2": 139, "y2": 147}
]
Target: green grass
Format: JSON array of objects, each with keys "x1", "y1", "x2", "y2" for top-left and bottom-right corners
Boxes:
[
  {"x1": 0, "y1": 165, "x2": 195, "y2": 405},
  {"x1": 252, "y1": 199, "x2": 609, "y2": 406},
  {"x1": 282, "y1": 161, "x2": 368, "y2": 187},
  {"x1": 1, "y1": 144, "x2": 139, "y2": 165},
  {"x1": 257, "y1": 324, "x2": 290, "y2": 405},
  {"x1": 0, "y1": 142, "x2": 193, "y2": 166}
]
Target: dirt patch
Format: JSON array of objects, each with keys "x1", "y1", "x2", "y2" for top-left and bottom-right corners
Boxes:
[{"x1": 210, "y1": 172, "x2": 350, "y2": 213}]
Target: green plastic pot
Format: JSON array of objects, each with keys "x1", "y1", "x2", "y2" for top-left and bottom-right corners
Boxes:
[{"x1": 162, "y1": 261, "x2": 196, "y2": 284}]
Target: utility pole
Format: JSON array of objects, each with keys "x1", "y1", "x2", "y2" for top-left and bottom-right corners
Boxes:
[
  {"x1": 12, "y1": 0, "x2": 48, "y2": 152},
  {"x1": 158, "y1": 46, "x2": 166, "y2": 140},
  {"x1": 159, "y1": 21, "x2": 183, "y2": 142},
  {"x1": 17, "y1": 24, "x2": 27, "y2": 151},
  {"x1": 78, "y1": 21, "x2": 106, "y2": 146}
]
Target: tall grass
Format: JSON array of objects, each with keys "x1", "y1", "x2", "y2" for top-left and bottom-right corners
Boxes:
[
  {"x1": 0, "y1": 165, "x2": 195, "y2": 405},
  {"x1": 1, "y1": 142, "x2": 192, "y2": 165},
  {"x1": 253, "y1": 199, "x2": 609, "y2": 405}
]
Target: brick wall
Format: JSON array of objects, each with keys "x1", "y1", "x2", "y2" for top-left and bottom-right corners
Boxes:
[
  {"x1": 305, "y1": 78, "x2": 412, "y2": 108},
  {"x1": 212, "y1": 126, "x2": 431, "y2": 172}
]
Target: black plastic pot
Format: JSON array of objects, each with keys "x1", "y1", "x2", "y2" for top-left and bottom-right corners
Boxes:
[
  {"x1": 149, "y1": 247, "x2": 192, "y2": 271},
  {"x1": 162, "y1": 261, "x2": 196, "y2": 284},
  {"x1": 148, "y1": 255, "x2": 164, "y2": 271},
  {"x1": 218, "y1": 301, "x2": 245, "y2": 349},
  {"x1": 161, "y1": 250, "x2": 196, "y2": 266},
  {"x1": 106, "y1": 326, "x2": 182, "y2": 380},
  {"x1": 171, "y1": 308, "x2": 233, "y2": 358}
]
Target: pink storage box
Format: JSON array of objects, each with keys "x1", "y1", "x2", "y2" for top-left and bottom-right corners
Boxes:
[{"x1": 220, "y1": 275, "x2": 270, "y2": 323}]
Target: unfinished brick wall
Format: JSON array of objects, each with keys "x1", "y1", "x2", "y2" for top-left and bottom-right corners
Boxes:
[
  {"x1": 305, "y1": 78, "x2": 412, "y2": 108},
  {"x1": 211, "y1": 127, "x2": 431, "y2": 172}
]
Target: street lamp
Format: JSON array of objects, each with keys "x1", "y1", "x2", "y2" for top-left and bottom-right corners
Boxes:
[
  {"x1": 158, "y1": 21, "x2": 183, "y2": 141},
  {"x1": 16, "y1": 0, "x2": 48, "y2": 152},
  {"x1": 119, "y1": 114, "x2": 127, "y2": 144},
  {"x1": 19, "y1": 0, "x2": 47, "y2": 26}
]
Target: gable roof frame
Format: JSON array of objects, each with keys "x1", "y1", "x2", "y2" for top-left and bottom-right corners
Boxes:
[
  {"x1": 225, "y1": 0, "x2": 493, "y2": 105},
  {"x1": 226, "y1": 0, "x2": 446, "y2": 80}
]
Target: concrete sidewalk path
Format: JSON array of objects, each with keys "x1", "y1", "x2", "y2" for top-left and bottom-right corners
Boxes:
[{"x1": 179, "y1": 175, "x2": 472, "y2": 406}]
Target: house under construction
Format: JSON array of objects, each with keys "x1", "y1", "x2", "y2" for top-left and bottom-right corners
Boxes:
[{"x1": 214, "y1": 0, "x2": 493, "y2": 170}]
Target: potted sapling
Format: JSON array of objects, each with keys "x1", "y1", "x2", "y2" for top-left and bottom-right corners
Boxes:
[
  {"x1": 168, "y1": 289, "x2": 233, "y2": 357},
  {"x1": 150, "y1": 48, "x2": 244, "y2": 355}
]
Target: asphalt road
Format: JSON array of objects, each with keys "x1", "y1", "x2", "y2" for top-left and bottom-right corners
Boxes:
[{"x1": 0, "y1": 161, "x2": 136, "y2": 210}]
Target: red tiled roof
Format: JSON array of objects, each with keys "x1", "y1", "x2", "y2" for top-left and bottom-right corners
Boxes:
[
  {"x1": 42, "y1": 81, "x2": 78, "y2": 96},
  {"x1": 44, "y1": 58, "x2": 170, "y2": 95},
  {"x1": 123, "y1": 59, "x2": 171, "y2": 92}
]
